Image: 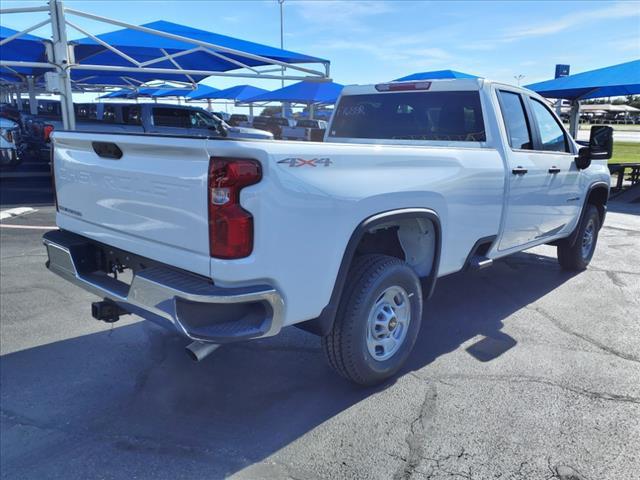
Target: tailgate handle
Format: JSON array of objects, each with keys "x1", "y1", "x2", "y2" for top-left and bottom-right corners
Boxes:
[{"x1": 92, "y1": 142, "x2": 123, "y2": 159}]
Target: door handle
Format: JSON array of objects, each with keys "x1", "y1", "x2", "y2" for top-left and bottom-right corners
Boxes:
[
  {"x1": 512, "y1": 167, "x2": 528, "y2": 175},
  {"x1": 548, "y1": 166, "x2": 561, "y2": 174}
]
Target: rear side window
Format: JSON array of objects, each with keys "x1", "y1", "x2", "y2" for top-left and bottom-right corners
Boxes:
[
  {"x1": 498, "y1": 91, "x2": 532, "y2": 150},
  {"x1": 122, "y1": 106, "x2": 141, "y2": 125},
  {"x1": 330, "y1": 91, "x2": 485, "y2": 141},
  {"x1": 153, "y1": 108, "x2": 190, "y2": 128},
  {"x1": 103, "y1": 105, "x2": 116, "y2": 123},
  {"x1": 530, "y1": 99, "x2": 568, "y2": 152}
]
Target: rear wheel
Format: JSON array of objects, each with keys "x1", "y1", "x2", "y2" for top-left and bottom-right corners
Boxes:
[
  {"x1": 557, "y1": 204, "x2": 600, "y2": 271},
  {"x1": 322, "y1": 254, "x2": 423, "y2": 386}
]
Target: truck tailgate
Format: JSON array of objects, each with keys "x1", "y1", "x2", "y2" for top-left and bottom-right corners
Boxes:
[{"x1": 52, "y1": 132, "x2": 212, "y2": 277}]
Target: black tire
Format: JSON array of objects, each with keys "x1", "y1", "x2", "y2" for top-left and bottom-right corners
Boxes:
[
  {"x1": 322, "y1": 254, "x2": 423, "y2": 386},
  {"x1": 557, "y1": 204, "x2": 600, "y2": 271}
]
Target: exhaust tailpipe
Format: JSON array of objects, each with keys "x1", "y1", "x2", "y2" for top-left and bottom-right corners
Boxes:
[{"x1": 186, "y1": 341, "x2": 220, "y2": 362}]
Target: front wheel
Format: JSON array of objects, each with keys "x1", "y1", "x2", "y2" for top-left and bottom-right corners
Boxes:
[
  {"x1": 322, "y1": 255, "x2": 423, "y2": 386},
  {"x1": 557, "y1": 204, "x2": 601, "y2": 271}
]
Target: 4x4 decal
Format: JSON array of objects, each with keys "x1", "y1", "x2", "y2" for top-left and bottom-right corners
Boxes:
[{"x1": 277, "y1": 157, "x2": 332, "y2": 167}]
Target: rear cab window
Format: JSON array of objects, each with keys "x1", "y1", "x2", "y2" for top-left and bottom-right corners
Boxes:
[
  {"x1": 329, "y1": 90, "x2": 486, "y2": 142},
  {"x1": 497, "y1": 90, "x2": 533, "y2": 150}
]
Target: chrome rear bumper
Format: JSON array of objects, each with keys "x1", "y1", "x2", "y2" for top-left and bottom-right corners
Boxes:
[{"x1": 43, "y1": 230, "x2": 284, "y2": 343}]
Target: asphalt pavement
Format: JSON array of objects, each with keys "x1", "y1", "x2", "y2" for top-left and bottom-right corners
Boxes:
[{"x1": 1, "y1": 196, "x2": 639, "y2": 480}]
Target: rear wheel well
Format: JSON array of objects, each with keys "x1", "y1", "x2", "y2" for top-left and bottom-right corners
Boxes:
[
  {"x1": 297, "y1": 212, "x2": 440, "y2": 337},
  {"x1": 355, "y1": 218, "x2": 437, "y2": 279}
]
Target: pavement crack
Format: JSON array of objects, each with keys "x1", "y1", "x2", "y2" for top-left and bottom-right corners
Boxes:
[
  {"x1": 421, "y1": 374, "x2": 640, "y2": 405},
  {"x1": 392, "y1": 382, "x2": 438, "y2": 480},
  {"x1": 530, "y1": 306, "x2": 640, "y2": 364}
]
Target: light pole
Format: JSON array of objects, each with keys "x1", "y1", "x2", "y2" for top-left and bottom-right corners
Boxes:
[
  {"x1": 514, "y1": 74, "x2": 525, "y2": 87},
  {"x1": 279, "y1": 0, "x2": 287, "y2": 117}
]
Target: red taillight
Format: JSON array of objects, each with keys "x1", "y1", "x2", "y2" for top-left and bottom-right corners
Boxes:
[
  {"x1": 208, "y1": 157, "x2": 261, "y2": 259},
  {"x1": 375, "y1": 81, "x2": 432, "y2": 92},
  {"x1": 43, "y1": 124, "x2": 54, "y2": 142}
]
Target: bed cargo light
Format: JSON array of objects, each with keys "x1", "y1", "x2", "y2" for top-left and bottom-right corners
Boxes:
[
  {"x1": 208, "y1": 157, "x2": 262, "y2": 259},
  {"x1": 375, "y1": 81, "x2": 432, "y2": 92}
]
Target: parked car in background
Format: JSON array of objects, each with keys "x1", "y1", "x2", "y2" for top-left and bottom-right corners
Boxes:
[
  {"x1": 282, "y1": 119, "x2": 328, "y2": 141},
  {"x1": 252, "y1": 115, "x2": 294, "y2": 139},
  {"x1": 228, "y1": 114, "x2": 249, "y2": 126},
  {"x1": 24, "y1": 102, "x2": 273, "y2": 160},
  {"x1": 0, "y1": 103, "x2": 23, "y2": 127},
  {"x1": 44, "y1": 78, "x2": 612, "y2": 385},
  {"x1": 0, "y1": 117, "x2": 22, "y2": 168},
  {"x1": 211, "y1": 111, "x2": 230, "y2": 121}
]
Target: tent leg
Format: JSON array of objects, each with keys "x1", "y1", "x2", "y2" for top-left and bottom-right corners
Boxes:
[
  {"x1": 249, "y1": 104, "x2": 254, "y2": 121},
  {"x1": 309, "y1": 103, "x2": 314, "y2": 120},
  {"x1": 27, "y1": 76, "x2": 38, "y2": 115},
  {"x1": 50, "y1": 0, "x2": 76, "y2": 130},
  {"x1": 15, "y1": 88, "x2": 23, "y2": 110},
  {"x1": 207, "y1": 99, "x2": 212, "y2": 111},
  {"x1": 569, "y1": 100, "x2": 580, "y2": 139}
]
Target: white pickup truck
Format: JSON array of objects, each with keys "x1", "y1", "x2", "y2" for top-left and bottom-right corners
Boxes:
[{"x1": 44, "y1": 78, "x2": 612, "y2": 385}]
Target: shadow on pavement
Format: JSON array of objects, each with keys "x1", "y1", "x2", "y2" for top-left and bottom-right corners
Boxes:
[
  {"x1": 0, "y1": 251, "x2": 576, "y2": 478},
  {"x1": 0, "y1": 177, "x2": 54, "y2": 207}
]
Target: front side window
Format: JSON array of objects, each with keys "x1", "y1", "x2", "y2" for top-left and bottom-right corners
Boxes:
[
  {"x1": 153, "y1": 108, "x2": 190, "y2": 128},
  {"x1": 330, "y1": 91, "x2": 486, "y2": 141},
  {"x1": 189, "y1": 111, "x2": 216, "y2": 128},
  {"x1": 497, "y1": 91, "x2": 532, "y2": 150},
  {"x1": 530, "y1": 99, "x2": 568, "y2": 152}
]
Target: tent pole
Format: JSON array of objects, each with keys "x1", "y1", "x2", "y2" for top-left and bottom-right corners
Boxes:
[
  {"x1": 27, "y1": 76, "x2": 38, "y2": 115},
  {"x1": 309, "y1": 103, "x2": 314, "y2": 120},
  {"x1": 50, "y1": 0, "x2": 76, "y2": 130},
  {"x1": 15, "y1": 88, "x2": 23, "y2": 110},
  {"x1": 569, "y1": 100, "x2": 580, "y2": 139},
  {"x1": 249, "y1": 104, "x2": 254, "y2": 121},
  {"x1": 207, "y1": 99, "x2": 212, "y2": 111}
]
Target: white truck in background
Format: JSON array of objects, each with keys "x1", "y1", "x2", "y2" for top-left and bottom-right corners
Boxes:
[{"x1": 44, "y1": 78, "x2": 612, "y2": 385}]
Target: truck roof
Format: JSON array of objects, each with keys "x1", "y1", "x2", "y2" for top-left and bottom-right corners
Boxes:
[{"x1": 340, "y1": 78, "x2": 545, "y2": 103}]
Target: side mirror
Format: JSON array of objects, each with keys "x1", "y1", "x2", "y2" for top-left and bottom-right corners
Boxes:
[
  {"x1": 575, "y1": 147, "x2": 591, "y2": 170},
  {"x1": 588, "y1": 125, "x2": 613, "y2": 160},
  {"x1": 575, "y1": 125, "x2": 614, "y2": 169}
]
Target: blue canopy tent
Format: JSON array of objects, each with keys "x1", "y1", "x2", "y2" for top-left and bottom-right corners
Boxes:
[
  {"x1": 98, "y1": 89, "x2": 133, "y2": 99},
  {"x1": 0, "y1": 26, "x2": 51, "y2": 112},
  {"x1": 0, "y1": 26, "x2": 49, "y2": 79},
  {"x1": 525, "y1": 60, "x2": 640, "y2": 136},
  {"x1": 244, "y1": 81, "x2": 343, "y2": 104},
  {"x1": 71, "y1": 20, "x2": 329, "y2": 87},
  {"x1": 189, "y1": 84, "x2": 268, "y2": 101},
  {"x1": 151, "y1": 84, "x2": 220, "y2": 99},
  {"x1": 188, "y1": 84, "x2": 269, "y2": 116},
  {"x1": 394, "y1": 70, "x2": 479, "y2": 81},
  {"x1": 244, "y1": 81, "x2": 343, "y2": 119}
]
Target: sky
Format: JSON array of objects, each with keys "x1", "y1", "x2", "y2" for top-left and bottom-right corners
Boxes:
[{"x1": 3, "y1": 0, "x2": 640, "y2": 109}]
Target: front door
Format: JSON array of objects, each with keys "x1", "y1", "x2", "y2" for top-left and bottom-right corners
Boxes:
[
  {"x1": 526, "y1": 96, "x2": 582, "y2": 236},
  {"x1": 497, "y1": 89, "x2": 554, "y2": 250}
]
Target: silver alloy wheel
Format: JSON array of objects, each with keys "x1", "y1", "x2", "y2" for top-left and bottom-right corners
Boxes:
[
  {"x1": 366, "y1": 286, "x2": 411, "y2": 361},
  {"x1": 581, "y1": 219, "x2": 595, "y2": 259}
]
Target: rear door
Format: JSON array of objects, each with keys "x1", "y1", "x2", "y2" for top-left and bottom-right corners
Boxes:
[{"x1": 496, "y1": 89, "x2": 557, "y2": 250}]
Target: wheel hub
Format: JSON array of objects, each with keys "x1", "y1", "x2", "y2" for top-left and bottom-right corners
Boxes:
[
  {"x1": 581, "y1": 219, "x2": 595, "y2": 259},
  {"x1": 366, "y1": 286, "x2": 411, "y2": 361}
]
